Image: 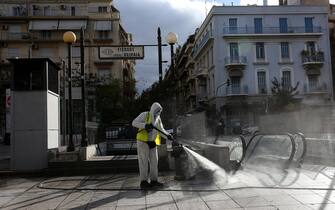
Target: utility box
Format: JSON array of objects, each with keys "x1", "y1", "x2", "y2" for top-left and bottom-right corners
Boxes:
[{"x1": 9, "y1": 58, "x2": 60, "y2": 171}]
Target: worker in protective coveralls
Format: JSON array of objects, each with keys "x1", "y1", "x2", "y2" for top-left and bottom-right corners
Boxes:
[{"x1": 132, "y1": 102, "x2": 174, "y2": 189}]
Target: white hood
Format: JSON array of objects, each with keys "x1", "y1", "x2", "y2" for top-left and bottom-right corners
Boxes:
[{"x1": 150, "y1": 102, "x2": 162, "y2": 119}]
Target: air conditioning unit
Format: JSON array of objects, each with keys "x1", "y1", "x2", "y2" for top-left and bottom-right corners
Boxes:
[
  {"x1": 60, "y1": 5, "x2": 67, "y2": 10},
  {"x1": 2, "y1": 25, "x2": 8, "y2": 30},
  {"x1": 0, "y1": 42, "x2": 8, "y2": 48},
  {"x1": 32, "y1": 43, "x2": 39, "y2": 49},
  {"x1": 21, "y1": 34, "x2": 30, "y2": 39}
]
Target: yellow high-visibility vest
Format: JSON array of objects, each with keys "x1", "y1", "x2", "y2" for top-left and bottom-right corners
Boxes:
[{"x1": 136, "y1": 112, "x2": 161, "y2": 145}]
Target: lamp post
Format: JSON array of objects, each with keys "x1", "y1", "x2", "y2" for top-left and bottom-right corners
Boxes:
[
  {"x1": 63, "y1": 31, "x2": 76, "y2": 152},
  {"x1": 80, "y1": 28, "x2": 88, "y2": 147},
  {"x1": 166, "y1": 32, "x2": 178, "y2": 80}
]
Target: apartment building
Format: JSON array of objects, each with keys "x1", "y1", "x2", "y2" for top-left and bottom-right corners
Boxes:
[
  {"x1": 175, "y1": 34, "x2": 196, "y2": 114},
  {"x1": 0, "y1": 0, "x2": 134, "y2": 141},
  {"x1": 192, "y1": 5, "x2": 332, "y2": 132}
]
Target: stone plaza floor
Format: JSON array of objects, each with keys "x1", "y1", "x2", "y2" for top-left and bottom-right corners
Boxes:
[{"x1": 1, "y1": 163, "x2": 335, "y2": 210}]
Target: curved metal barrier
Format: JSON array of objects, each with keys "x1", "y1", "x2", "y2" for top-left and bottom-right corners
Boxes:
[
  {"x1": 238, "y1": 133, "x2": 296, "y2": 170},
  {"x1": 292, "y1": 132, "x2": 307, "y2": 167}
]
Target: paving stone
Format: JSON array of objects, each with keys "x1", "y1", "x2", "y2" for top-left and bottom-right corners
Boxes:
[
  {"x1": 147, "y1": 203, "x2": 178, "y2": 210},
  {"x1": 233, "y1": 196, "x2": 272, "y2": 207},
  {"x1": 206, "y1": 199, "x2": 241, "y2": 209},
  {"x1": 199, "y1": 191, "x2": 231, "y2": 201},
  {"x1": 175, "y1": 201, "x2": 209, "y2": 210},
  {"x1": 146, "y1": 195, "x2": 174, "y2": 205},
  {"x1": 275, "y1": 204, "x2": 313, "y2": 210},
  {"x1": 224, "y1": 189, "x2": 259, "y2": 198},
  {"x1": 115, "y1": 204, "x2": 145, "y2": 210},
  {"x1": 263, "y1": 195, "x2": 301, "y2": 206},
  {"x1": 290, "y1": 193, "x2": 332, "y2": 204},
  {"x1": 307, "y1": 203, "x2": 335, "y2": 210}
]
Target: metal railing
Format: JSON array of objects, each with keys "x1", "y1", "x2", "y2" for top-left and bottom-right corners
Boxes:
[
  {"x1": 193, "y1": 30, "x2": 213, "y2": 57},
  {"x1": 0, "y1": 32, "x2": 31, "y2": 40},
  {"x1": 301, "y1": 53, "x2": 324, "y2": 64},
  {"x1": 226, "y1": 85, "x2": 248, "y2": 95},
  {"x1": 223, "y1": 26, "x2": 322, "y2": 35},
  {"x1": 224, "y1": 56, "x2": 247, "y2": 65},
  {"x1": 303, "y1": 83, "x2": 327, "y2": 93}
]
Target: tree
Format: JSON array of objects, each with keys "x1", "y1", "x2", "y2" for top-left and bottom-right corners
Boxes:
[{"x1": 270, "y1": 77, "x2": 300, "y2": 111}]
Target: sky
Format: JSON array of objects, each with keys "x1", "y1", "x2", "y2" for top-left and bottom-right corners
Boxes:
[{"x1": 114, "y1": 0, "x2": 334, "y2": 93}]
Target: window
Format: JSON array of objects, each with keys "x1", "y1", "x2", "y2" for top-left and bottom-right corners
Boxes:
[
  {"x1": 254, "y1": 18, "x2": 263, "y2": 33},
  {"x1": 210, "y1": 46, "x2": 213, "y2": 66},
  {"x1": 282, "y1": 71, "x2": 291, "y2": 89},
  {"x1": 98, "y1": 31, "x2": 110, "y2": 39},
  {"x1": 41, "y1": 30, "x2": 52, "y2": 39},
  {"x1": 8, "y1": 48, "x2": 20, "y2": 58},
  {"x1": 12, "y1": 6, "x2": 23, "y2": 16},
  {"x1": 39, "y1": 48, "x2": 53, "y2": 59},
  {"x1": 256, "y1": 42, "x2": 265, "y2": 59},
  {"x1": 72, "y1": 47, "x2": 81, "y2": 58},
  {"x1": 231, "y1": 77, "x2": 241, "y2": 94},
  {"x1": 98, "y1": 6, "x2": 108, "y2": 13},
  {"x1": 230, "y1": 43, "x2": 239, "y2": 61},
  {"x1": 43, "y1": 6, "x2": 51, "y2": 16},
  {"x1": 257, "y1": 71, "x2": 267, "y2": 94},
  {"x1": 71, "y1": 6, "x2": 76, "y2": 16},
  {"x1": 306, "y1": 41, "x2": 316, "y2": 54},
  {"x1": 98, "y1": 68, "x2": 111, "y2": 80},
  {"x1": 279, "y1": 18, "x2": 288, "y2": 33},
  {"x1": 229, "y1": 18, "x2": 237, "y2": 33},
  {"x1": 308, "y1": 75, "x2": 318, "y2": 92},
  {"x1": 305, "y1": 17, "x2": 313, "y2": 33},
  {"x1": 281, "y1": 42, "x2": 290, "y2": 59}
]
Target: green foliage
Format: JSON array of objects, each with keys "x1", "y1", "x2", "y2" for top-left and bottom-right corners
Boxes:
[
  {"x1": 270, "y1": 77, "x2": 300, "y2": 111},
  {"x1": 95, "y1": 79, "x2": 136, "y2": 125}
]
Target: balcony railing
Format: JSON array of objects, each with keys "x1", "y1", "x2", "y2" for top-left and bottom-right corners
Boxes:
[
  {"x1": 193, "y1": 30, "x2": 213, "y2": 57},
  {"x1": 223, "y1": 26, "x2": 322, "y2": 35},
  {"x1": 31, "y1": 9, "x2": 86, "y2": 17},
  {"x1": 0, "y1": 32, "x2": 31, "y2": 41},
  {"x1": 224, "y1": 56, "x2": 247, "y2": 66},
  {"x1": 301, "y1": 52, "x2": 324, "y2": 64},
  {"x1": 226, "y1": 85, "x2": 248, "y2": 95},
  {"x1": 195, "y1": 68, "x2": 208, "y2": 78},
  {"x1": 303, "y1": 83, "x2": 327, "y2": 93}
]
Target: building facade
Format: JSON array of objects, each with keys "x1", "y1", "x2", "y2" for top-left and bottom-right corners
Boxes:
[
  {"x1": 0, "y1": 0, "x2": 135, "y2": 143},
  {"x1": 192, "y1": 5, "x2": 332, "y2": 133}
]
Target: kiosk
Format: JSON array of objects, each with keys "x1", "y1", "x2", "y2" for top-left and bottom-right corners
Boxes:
[{"x1": 9, "y1": 58, "x2": 60, "y2": 171}]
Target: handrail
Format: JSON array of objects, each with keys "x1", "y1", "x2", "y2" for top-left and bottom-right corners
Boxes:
[
  {"x1": 238, "y1": 133, "x2": 296, "y2": 170},
  {"x1": 294, "y1": 132, "x2": 307, "y2": 167}
]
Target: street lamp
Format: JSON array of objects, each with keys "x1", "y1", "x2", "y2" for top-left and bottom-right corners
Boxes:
[
  {"x1": 63, "y1": 31, "x2": 76, "y2": 152},
  {"x1": 166, "y1": 32, "x2": 178, "y2": 78}
]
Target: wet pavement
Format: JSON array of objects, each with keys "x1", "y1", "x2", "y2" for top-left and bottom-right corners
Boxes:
[{"x1": 1, "y1": 163, "x2": 335, "y2": 209}]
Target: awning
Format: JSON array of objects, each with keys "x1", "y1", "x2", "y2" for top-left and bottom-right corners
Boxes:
[
  {"x1": 58, "y1": 20, "x2": 87, "y2": 30},
  {"x1": 28, "y1": 20, "x2": 58, "y2": 30},
  {"x1": 94, "y1": 21, "x2": 112, "y2": 31}
]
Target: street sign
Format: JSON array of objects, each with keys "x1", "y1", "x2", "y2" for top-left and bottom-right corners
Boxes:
[{"x1": 99, "y1": 46, "x2": 144, "y2": 59}]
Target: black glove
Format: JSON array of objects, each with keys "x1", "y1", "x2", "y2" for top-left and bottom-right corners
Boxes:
[
  {"x1": 145, "y1": 123, "x2": 154, "y2": 132},
  {"x1": 147, "y1": 141, "x2": 156, "y2": 149},
  {"x1": 167, "y1": 134, "x2": 174, "y2": 141}
]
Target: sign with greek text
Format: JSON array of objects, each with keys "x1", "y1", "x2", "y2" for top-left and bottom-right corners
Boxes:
[{"x1": 99, "y1": 46, "x2": 144, "y2": 59}]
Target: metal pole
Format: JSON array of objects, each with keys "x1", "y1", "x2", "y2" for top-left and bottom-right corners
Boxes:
[
  {"x1": 157, "y1": 27, "x2": 163, "y2": 82},
  {"x1": 62, "y1": 60, "x2": 67, "y2": 146},
  {"x1": 170, "y1": 44, "x2": 174, "y2": 79},
  {"x1": 80, "y1": 28, "x2": 88, "y2": 147},
  {"x1": 67, "y1": 43, "x2": 74, "y2": 152}
]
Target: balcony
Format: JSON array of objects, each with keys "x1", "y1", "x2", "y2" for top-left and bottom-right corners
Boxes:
[
  {"x1": 195, "y1": 68, "x2": 208, "y2": 78},
  {"x1": 224, "y1": 56, "x2": 247, "y2": 76},
  {"x1": 192, "y1": 30, "x2": 213, "y2": 58},
  {"x1": 226, "y1": 85, "x2": 248, "y2": 96},
  {"x1": 30, "y1": 9, "x2": 86, "y2": 17},
  {"x1": 301, "y1": 51, "x2": 324, "y2": 73},
  {"x1": 303, "y1": 83, "x2": 327, "y2": 94},
  {"x1": 0, "y1": 32, "x2": 31, "y2": 41},
  {"x1": 223, "y1": 26, "x2": 322, "y2": 37}
]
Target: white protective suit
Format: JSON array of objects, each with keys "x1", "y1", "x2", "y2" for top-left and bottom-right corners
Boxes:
[{"x1": 132, "y1": 102, "x2": 169, "y2": 182}]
